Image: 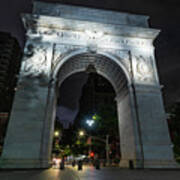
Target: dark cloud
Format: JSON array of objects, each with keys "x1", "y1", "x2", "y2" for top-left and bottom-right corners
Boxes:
[{"x1": 0, "y1": 0, "x2": 32, "y2": 47}]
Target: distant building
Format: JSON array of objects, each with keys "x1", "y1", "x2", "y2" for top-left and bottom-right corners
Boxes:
[
  {"x1": 0, "y1": 32, "x2": 22, "y2": 112},
  {"x1": 0, "y1": 113, "x2": 8, "y2": 155},
  {"x1": 74, "y1": 73, "x2": 116, "y2": 127},
  {"x1": 0, "y1": 32, "x2": 22, "y2": 154}
]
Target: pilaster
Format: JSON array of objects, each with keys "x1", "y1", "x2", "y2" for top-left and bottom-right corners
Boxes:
[{"x1": 133, "y1": 84, "x2": 177, "y2": 168}]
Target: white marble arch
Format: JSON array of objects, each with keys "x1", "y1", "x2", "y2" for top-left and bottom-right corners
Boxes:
[
  {"x1": 0, "y1": 1, "x2": 177, "y2": 169},
  {"x1": 51, "y1": 50, "x2": 144, "y2": 168}
]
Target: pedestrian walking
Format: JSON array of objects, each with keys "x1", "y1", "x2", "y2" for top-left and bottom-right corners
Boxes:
[
  {"x1": 60, "y1": 158, "x2": 65, "y2": 170},
  {"x1": 95, "y1": 158, "x2": 100, "y2": 170}
]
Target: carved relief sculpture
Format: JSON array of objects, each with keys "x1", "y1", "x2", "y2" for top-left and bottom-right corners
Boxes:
[
  {"x1": 134, "y1": 55, "x2": 154, "y2": 83},
  {"x1": 21, "y1": 43, "x2": 48, "y2": 78}
]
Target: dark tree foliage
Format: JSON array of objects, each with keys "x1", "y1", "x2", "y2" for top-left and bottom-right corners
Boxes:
[
  {"x1": 53, "y1": 73, "x2": 120, "y2": 157},
  {"x1": 52, "y1": 118, "x2": 87, "y2": 156},
  {"x1": 95, "y1": 104, "x2": 119, "y2": 137},
  {"x1": 168, "y1": 102, "x2": 180, "y2": 162}
]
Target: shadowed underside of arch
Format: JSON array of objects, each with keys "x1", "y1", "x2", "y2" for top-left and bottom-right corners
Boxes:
[{"x1": 56, "y1": 53, "x2": 129, "y2": 97}]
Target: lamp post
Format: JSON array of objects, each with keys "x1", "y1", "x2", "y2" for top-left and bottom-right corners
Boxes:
[
  {"x1": 53, "y1": 130, "x2": 62, "y2": 156},
  {"x1": 105, "y1": 135, "x2": 110, "y2": 165},
  {"x1": 79, "y1": 130, "x2": 85, "y2": 137},
  {"x1": 86, "y1": 119, "x2": 95, "y2": 127},
  {"x1": 54, "y1": 131, "x2": 60, "y2": 137},
  {"x1": 86, "y1": 118, "x2": 94, "y2": 154}
]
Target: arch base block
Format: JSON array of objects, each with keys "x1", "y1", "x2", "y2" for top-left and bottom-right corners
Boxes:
[
  {"x1": 119, "y1": 159, "x2": 143, "y2": 169},
  {"x1": 0, "y1": 158, "x2": 51, "y2": 169},
  {"x1": 119, "y1": 159, "x2": 179, "y2": 169},
  {"x1": 143, "y1": 160, "x2": 179, "y2": 169}
]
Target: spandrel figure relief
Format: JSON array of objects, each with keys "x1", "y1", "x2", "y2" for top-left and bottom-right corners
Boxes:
[{"x1": 21, "y1": 44, "x2": 48, "y2": 78}]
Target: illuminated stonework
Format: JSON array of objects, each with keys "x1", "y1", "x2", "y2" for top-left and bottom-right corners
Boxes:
[
  {"x1": 0, "y1": 1, "x2": 177, "y2": 169},
  {"x1": 134, "y1": 55, "x2": 155, "y2": 83},
  {"x1": 22, "y1": 44, "x2": 48, "y2": 77}
]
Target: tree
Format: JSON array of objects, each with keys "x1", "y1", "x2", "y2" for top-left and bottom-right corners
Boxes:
[
  {"x1": 95, "y1": 104, "x2": 119, "y2": 137},
  {"x1": 73, "y1": 103, "x2": 120, "y2": 158},
  {"x1": 167, "y1": 102, "x2": 180, "y2": 162}
]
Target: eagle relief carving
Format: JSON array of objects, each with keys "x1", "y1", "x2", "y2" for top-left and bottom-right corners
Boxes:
[
  {"x1": 135, "y1": 55, "x2": 154, "y2": 82},
  {"x1": 104, "y1": 49, "x2": 131, "y2": 73}
]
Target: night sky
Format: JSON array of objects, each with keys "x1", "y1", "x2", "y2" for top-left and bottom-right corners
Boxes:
[{"x1": 0, "y1": 0, "x2": 180, "y2": 124}]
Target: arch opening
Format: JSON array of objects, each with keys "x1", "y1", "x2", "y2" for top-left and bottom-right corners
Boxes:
[
  {"x1": 53, "y1": 72, "x2": 121, "y2": 162},
  {"x1": 50, "y1": 52, "x2": 138, "y2": 168}
]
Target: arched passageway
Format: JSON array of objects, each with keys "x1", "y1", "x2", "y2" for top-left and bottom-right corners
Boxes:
[
  {"x1": 54, "y1": 72, "x2": 120, "y2": 162},
  {"x1": 49, "y1": 52, "x2": 143, "y2": 168}
]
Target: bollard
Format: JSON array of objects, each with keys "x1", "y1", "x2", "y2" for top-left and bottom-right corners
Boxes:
[
  {"x1": 78, "y1": 160, "x2": 83, "y2": 171},
  {"x1": 129, "y1": 160, "x2": 134, "y2": 169},
  {"x1": 95, "y1": 159, "x2": 100, "y2": 170}
]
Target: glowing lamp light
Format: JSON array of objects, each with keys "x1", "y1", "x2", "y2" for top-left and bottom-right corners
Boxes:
[
  {"x1": 79, "y1": 130, "x2": 85, "y2": 136},
  {"x1": 90, "y1": 152, "x2": 95, "y2": 157},
  {"x1": 54, "y1": 131, "x2": 59, "y2": 137},
  {"x1": 86, "y1": 119, "x2": 95, "y2": 127},
  {"x1": 92, "y1": 115, "x2": 97, "y2": 120}
]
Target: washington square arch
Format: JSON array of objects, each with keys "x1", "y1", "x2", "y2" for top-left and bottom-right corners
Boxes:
[{"x1": 0, "y1": 1, "x2": 177, "y2": 169}]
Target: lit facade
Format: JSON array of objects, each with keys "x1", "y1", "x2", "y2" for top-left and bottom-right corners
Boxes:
[{"x1": 0, "y1": 1, "x2": 177, "y2": 169}]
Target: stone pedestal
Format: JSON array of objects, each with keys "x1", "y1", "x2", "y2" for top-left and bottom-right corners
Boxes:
[
  {"x1": 117, "y1": 84, "x2": 177, "y2": 169},
  {"x1": 116, "y1": 88, "x2": 144, "y2": 169},
  {"x1": 0, "y1": 79, "x2": 53, "y2": 169},
  {"x1": 134, "y1": 85, "x2": 177, "y2": 168}
]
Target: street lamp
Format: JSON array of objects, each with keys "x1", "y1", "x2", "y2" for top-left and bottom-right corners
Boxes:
[
  {"x1": 86, "y1": 118, "x2": 94, "y2": 154},
  {"x1": 92, "y1": 114, "x2": 98, "y2": 120},
  {"x1": 79, "y1": 130, "x2": 85, "y2": 137},
  {"x1": 54, "y1": 130, "x2": 60, "y2": 137},
  {"x1": 86, "y1": 119, "x2": 94, "y2": 127}
]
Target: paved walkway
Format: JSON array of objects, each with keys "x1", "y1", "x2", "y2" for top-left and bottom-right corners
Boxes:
[{"x1": 0, "y1": 165, "x2": 180, "y2": 180}]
